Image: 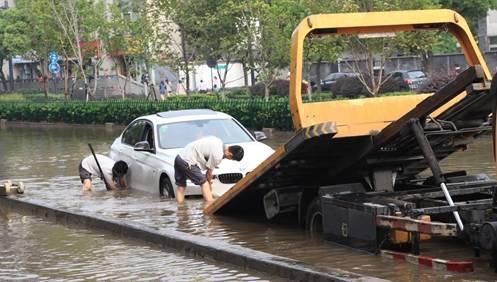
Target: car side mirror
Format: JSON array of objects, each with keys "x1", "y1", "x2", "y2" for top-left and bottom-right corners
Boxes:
[
  {"x1": 253, "y1": 131, "x2": 267, "y2": 141},
  {"x1": 134, "y1": 141, "x2": 155, "y2": 153}
]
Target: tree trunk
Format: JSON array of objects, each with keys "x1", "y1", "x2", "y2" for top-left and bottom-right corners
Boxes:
[
  {"x1": 113, "y1": 57, "x2": 125, "y2": 99},
  {"x1": 180, "y1": 28, "x2": 190, "y2": 95},
  {"x1": 316, "y1": 58, "x2": 322, "y2": 92},
  {"x1": 92, "y1": 64, "x2": 99, "y2": 99},
  {"x1": 264, "y1": 83, "x2": 270, "y2": 101},
  {"x1": 422, "y1": 51, "x2": 432, "y2": 76},
  {"x1": 305, "y1": 62, "x2": 312, "y2": 101},
  {"x1": 41, "y1": 59, "x2": 49, "y2": 98},
  {"x1": 242, "y1": 60, "x2": 248, "y2": 87},
  {"x1": 0, "y1": 57, "x2": 8, "y2": 92},
  {"x1": 63, "y1": 57, "x2": 69, "y2": 101},
  {"x1": 248, "y1": 40, "x2": 256, "y2": 86}
]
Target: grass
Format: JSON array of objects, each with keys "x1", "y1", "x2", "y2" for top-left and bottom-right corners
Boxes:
[{"x1": 0, "y1": 92, "x2": 65, "y2": 102}]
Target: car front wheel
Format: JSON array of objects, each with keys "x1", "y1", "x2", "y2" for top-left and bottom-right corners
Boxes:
[{"x1": 159, "y1": 175, "x2": 175, "y2": 199}]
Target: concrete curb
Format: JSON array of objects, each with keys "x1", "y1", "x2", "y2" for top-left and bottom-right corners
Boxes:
[
  {"x1": 380, "y1": 250, "x2": 474, "y2": 273},
  {"x1": 0, "y1": 196, "x2": 386, "y2": 282}
]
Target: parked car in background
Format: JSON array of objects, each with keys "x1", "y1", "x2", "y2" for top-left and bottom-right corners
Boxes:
[
  {"x1": 110, "y1": 109, "x2": 274, "y2": 198},
  {"x1": 389, "y1": 70, "x2": 427, "y2": 91},
  {"x1": 313, "y1": 72, "x2": 359, "y2": 92}
]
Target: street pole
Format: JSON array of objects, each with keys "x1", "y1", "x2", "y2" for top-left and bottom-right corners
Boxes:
[
  {"x1": 53, "y1": 73, "x2": 57, "y2": 94},
  {"x1": 210, "y1": 68, "x2": 213, "y2": 92}
]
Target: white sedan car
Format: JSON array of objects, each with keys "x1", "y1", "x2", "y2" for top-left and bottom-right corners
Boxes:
[{"x1": 110, "y1": 109, "x2": 274, "y2": 198}]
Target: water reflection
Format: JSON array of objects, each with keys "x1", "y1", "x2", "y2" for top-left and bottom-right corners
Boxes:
[{"x1": 1, "y1": 125, "x2": 497, "y2": 280}]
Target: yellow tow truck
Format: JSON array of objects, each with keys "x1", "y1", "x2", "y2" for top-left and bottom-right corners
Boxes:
[{"x1": 205, "y1": 9, "x2": 497, "y2": 271}]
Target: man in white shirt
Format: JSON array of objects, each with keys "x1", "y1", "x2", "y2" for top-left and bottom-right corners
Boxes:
[
  {"x1": 174, "y1": 136, "x2": 244, "y2": 204},
  {"x1": 79, "y1": 154, "x2": 128, "y2": 192}
]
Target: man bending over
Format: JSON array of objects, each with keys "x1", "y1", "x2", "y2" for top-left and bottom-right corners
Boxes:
[
  {"x1": 174, "y1": 136, "x2": 244, "y2": 204},
  {"x1": 79, "y1": 154, "x2": 128, "y2": 192}
]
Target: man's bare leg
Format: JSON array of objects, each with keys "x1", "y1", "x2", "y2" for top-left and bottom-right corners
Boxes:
[
  {"x1": 176, "y1": 186, "x2": 186, "y2": 204},
  {"x1": 81, "y1": 179, "x2": 92, "y2": 192},
  {"x1": 201, "y1": 181, "x2": 214, "y2": 202}
]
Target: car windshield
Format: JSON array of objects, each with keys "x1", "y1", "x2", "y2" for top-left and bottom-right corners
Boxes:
[
  {"x1": 407, "y1": 71, "x2": 426, "y2": 79},
  {"x1": 157, "y1": 119, "x2": 253, "y2": 149}
]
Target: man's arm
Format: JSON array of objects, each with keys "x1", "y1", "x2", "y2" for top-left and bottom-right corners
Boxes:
[
  {"x1": 119, "y1": 176, "x2": 127, "y2": 189},
  {"x1": 206, "y1": 169, "x2": 213, "y2": 184}
]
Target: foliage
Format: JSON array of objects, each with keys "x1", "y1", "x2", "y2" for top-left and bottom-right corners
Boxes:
[
  {"x1": 0, "y1": 99, "x2": 293, "y2": 130},
  {"x1": 2, "y1": 0, "x2": 61, "y2": 97},
  {"x1": 249, "y1": 79, "x2": 309, "y2": 97},
  {"x1": 436, "y1": 0, "x2": 497, "y2": 33},
  {"x1": 416, "y1": 73, "x2": 455, "y2": 93},
  {"x1": 329, "y1": 75, "x2": 409, "y2": 98}
]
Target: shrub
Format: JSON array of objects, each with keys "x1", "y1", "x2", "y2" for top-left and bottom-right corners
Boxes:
[
  {"x1": 330, "y1": 75, "x2": 409, "y2": 98},
  {"x1": 0, "y1": 99, "x2": 293, "y2": 130},
  {"x1": 249, "y1": 79, "x2": 308, "y2": 97},
  {"x1": 330, "y1": 76, "x2": 365, "y2": 98},
  {"x1": 379, "y1": 76, "x2": 410, "y2": 93},
  {"x1": 416, "y1": 74, "x2": 453, "y2": 94}
]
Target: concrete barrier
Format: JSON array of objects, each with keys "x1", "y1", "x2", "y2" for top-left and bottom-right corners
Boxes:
[{"x1": 0, "y1": 196, "x2": 385, "y2": 282}]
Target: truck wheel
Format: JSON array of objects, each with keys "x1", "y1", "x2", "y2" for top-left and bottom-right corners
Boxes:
[
  {"x1": 159, "y1": 175, "x2": 175, "y2": 198},
  {"x1": 305, "y1": 197, "x2": 323, "y2": 234}
]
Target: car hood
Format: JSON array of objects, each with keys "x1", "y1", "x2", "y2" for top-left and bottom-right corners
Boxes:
[{"x1": 157, "y1": 141, "x2": 275, "y2": 174}]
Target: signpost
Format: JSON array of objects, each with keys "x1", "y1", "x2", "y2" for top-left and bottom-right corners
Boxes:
[{"x1": 48, "y1": 51, "x2": 60, "y2": 93}]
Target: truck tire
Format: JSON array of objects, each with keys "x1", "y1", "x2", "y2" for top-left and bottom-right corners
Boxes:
[
  {"x1": 305, "y1": 197, "x2": 323, "y2": 234},
  {"x1": 159, "y1": 175, "x2": 175, "y2": 198}
]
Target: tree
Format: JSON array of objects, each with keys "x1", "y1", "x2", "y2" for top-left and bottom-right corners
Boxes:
[
  {"x1": 4, "y1": 0, "x2": 61, "y2": 98},
  {"x1": 153, "y1": 0, "x2": 197, "y2": 94},
  {"x1": 341, "y1": 0, "x2": 438, "y2": 96},
  {"x1": 249, "y1": 0, "x2": 309, "y2": 100},
  {"x1": 104, "y1": 1, "x2": 161, "y2": 98},
  {"x1": 0, "y1": 8, "x2": 29, "y2": 92},
  {"x1": 304, "y1": 0, "x2": 358, "y2": 94},
  {"x1": 49, "y1": 0, "x2": 106, "y2": 101},
  {"x1": 436, "y1": 0, "x2": 497, "y2": 33}
]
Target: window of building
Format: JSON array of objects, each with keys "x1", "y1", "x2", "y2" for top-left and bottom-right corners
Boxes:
[{"x1": 490, "y1": 36, "x2": 497, "y2": 51}]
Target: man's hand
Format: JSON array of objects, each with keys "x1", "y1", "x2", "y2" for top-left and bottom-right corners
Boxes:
[{"x1": 106, "y1": 182, "x2": 117, "y2": 191}]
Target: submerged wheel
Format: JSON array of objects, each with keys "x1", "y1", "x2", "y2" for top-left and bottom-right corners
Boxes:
[
  {"x1": 305, "y1": 197, "x2": 323, "y2": 234},
  {"x1": 159, "y1": 175, "x2": 175, "y2": 198}
]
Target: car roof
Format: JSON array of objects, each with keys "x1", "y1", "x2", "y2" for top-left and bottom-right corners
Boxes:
[{"x1": 138, "y1": 109, "x2": 233, "y2": 124}]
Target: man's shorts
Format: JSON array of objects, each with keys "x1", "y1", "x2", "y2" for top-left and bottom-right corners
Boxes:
[
  {"x1": 174, "y1": 155, "x2": 207, "y2": 186},
  {"x1": 79, "y1": 162, "x2": 92, "y2": 183}
]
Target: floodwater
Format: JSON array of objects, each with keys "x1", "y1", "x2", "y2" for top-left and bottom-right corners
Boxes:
[
  {"x1": 1, "y1": 125, "x2": 497, "y2": 281},
  {"x1": 0, "y1": 211, "x2": 276, "y2": 281}
]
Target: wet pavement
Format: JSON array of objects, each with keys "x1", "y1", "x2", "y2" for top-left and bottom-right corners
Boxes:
[{"x1": 1, "y1": 125, "x2": 497, "y2": 280}]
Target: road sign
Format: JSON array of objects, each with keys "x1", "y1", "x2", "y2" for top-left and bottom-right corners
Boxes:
[
  {"x1": 48, "y1": 63, "x2": 61, "y2": 74},
  {"x1": 48, "y1": 51, "x2": 60, "y2": 74}
]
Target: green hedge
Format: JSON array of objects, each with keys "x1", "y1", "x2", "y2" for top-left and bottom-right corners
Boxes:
[{"x1": 0, "y1": 99, "x2": 293, "y2": 130}]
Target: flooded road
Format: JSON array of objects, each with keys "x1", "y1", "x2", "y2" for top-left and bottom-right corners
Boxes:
[
  {"x1": 0, "y1": 210, "x2": 276, "y2": 281},
  {"x1": 1, "y1": 125, "x2": 497, "y2": 281}
]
